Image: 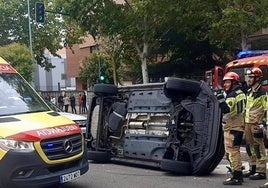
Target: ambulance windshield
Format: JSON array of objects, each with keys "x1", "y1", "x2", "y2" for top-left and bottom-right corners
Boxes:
[{"x1": 0, "y1": 73, "x2": 50, "y2": 116}]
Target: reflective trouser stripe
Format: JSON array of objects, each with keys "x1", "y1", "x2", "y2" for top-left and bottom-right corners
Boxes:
[
  {"x1": 224, "y1": 131, "x2": 242, "y2": 171},
  {"x1": 244, "y1": 123, "x2": 267, "y2": 173}
]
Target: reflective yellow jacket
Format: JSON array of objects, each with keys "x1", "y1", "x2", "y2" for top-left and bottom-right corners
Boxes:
[
  {"x1": 245, "y1": 84, "x2": 267, "y2": 124},
  {"x1": 222, "y1": 87, "x2": 246, "y2": 131}
]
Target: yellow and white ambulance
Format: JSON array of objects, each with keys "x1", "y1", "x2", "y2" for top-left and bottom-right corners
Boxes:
[{"x1": 0, "y1": 57, "x2": 88, "y2": 188}]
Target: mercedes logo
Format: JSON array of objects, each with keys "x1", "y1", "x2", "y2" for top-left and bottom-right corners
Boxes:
[{"x1": 63, "y1": 139, "x2": 73, "y2": 153}]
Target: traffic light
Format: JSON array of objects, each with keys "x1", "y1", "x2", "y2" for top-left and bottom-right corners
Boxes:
[
  {"x1": 99, "y1": 68, "x2": 105, "y2": 83},
  {"x1": 100, "y1": 75, "x2": 105, "y2": 81},
  {"x1": 35, "y1": 2, "x2": 45, "y2": 23}
]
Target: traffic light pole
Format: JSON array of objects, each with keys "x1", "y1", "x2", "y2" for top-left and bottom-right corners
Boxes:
[
  {"x1": 27, "y1": 0, "x2": 33, "y2": 59},
  {"x1": 97, "y1": 44, "x2": 101, "y2": 80}
]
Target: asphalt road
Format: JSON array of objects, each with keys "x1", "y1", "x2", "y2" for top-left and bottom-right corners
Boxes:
[
  {"x1": 60, "y1": 113, "x2": 268, "y2": 187},
  {"x1": 55, "y1": 155, "x2": 268, "y2": 188}
]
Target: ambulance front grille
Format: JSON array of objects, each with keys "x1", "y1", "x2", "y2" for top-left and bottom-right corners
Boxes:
[{"x1": 40, "y1": 133, "x2": 82, "y2": 160}]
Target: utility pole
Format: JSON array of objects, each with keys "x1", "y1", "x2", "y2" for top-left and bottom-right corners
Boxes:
[
  {"x1": 27, "y1": 0, "x2": 36, "y2": 87},
  {"x1": 27, "y1": 0, "x2": 33, "y2": 59},
  {"x1": 98, "y1": 45, "x2": 101, "y2": 81}
]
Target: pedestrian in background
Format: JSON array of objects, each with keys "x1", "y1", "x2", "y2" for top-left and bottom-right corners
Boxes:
[
  {"x1": 63, "y1": 94, "x2": 70, "y2": 112},
  {"x1": 78, "y1": 93, "x2": 83, "y2": 114},
  {"x1": 44, "y1": 94, "x2": 51, "y2": 102},
  {"x1": 242, "y1": 68, "x2": 267, "y2": 183},
  {"x1": 57, "y1": 94, "x2": 64, "y2": 111},
  {"x1": 70, "y1": 94, "x2": 77, "y2": 114},
  {"x1": 82, "y1": 91, "x2": 87, "y2": 113},
  {"x1": 217, "y1": 72, "x2": 246, "y2": 185},
  {"x1": 50, "y1": 96, "x2": 56, "y2": 105}
]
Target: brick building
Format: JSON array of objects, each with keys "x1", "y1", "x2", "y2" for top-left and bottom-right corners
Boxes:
[{"x1": 66, "y1": 35, "x2": 97, "y2": 90}]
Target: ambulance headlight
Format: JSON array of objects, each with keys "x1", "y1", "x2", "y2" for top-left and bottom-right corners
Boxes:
[{"x1": 0, "y1": 139, "x2": 34, "y2": 151}]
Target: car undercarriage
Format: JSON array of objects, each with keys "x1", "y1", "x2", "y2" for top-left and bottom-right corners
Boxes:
[{"x1": 86, "y1": 77, "x2": 224, "y2": 175}]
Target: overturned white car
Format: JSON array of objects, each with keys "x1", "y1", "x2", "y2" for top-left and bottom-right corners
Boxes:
[{"x1": 86, "y1": 77, "x2": 224, "y2": 175}]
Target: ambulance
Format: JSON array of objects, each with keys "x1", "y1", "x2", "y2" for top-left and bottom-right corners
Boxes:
[{"x1": 0, "y1": 57, "x2": 89, "y2": 188}]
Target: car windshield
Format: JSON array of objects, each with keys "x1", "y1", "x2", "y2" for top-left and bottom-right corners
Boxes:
[{"x1": 0, "y1": 73, "x2": 50, "y2": 116}]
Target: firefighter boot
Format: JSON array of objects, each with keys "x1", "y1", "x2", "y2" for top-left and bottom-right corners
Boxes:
[
  {"x1": 249, "y1": 172, "x2": 267, "y2": 180},
  {"x1": 243, "y1": 165, "x2": 256, "y2": 178},
  {"x1": 223, "y1": 170, "x2": 243, "y2": 185},
  {"x1": 225, "y1": 166, "x2": 243, "y2": 182},
  {"x1": 259, "y1": 182, "x2": 268, "y2": 188}
]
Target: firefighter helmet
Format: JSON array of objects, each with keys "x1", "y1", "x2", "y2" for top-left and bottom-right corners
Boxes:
[
  {"x1": 223, "y1": 72, "x2": 239, "y2": 82},
  {"x1": 246, "y1": 67, "x2": 263, "y2": 77}
]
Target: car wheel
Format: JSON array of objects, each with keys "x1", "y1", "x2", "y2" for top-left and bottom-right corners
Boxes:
[
  {"x1": 93, "y1": 84, "x2": 118, "y2": 96},
  {"x1": 88, "y1": 150, "x2": 110, "y2": 162},
  {"x1": 163, "y1": 77, "x2": 200, "y2": 99},
  {"x1": 160, "y1": 159, "x2": 192, "y2": 175}
]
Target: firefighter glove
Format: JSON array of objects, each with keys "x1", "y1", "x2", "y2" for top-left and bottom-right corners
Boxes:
[
  {"x1": 259, "y1": 121, "x2": 267, "y2": 128},
  {"x1": 258, "y1": 124, "x2": 264, "y2": 129},
  {"x1": 216, "y1": 92, "x2": 225, "y2": 104}
]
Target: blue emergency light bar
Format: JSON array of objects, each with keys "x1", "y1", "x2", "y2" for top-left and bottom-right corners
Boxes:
[{"x1": 237, "y1": 50, "x2": 268, "y2": 59}]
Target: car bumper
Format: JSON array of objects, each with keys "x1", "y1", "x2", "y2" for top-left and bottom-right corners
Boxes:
[{"x1": 0, "y1": 149, "x2": 89, "y2": 188}]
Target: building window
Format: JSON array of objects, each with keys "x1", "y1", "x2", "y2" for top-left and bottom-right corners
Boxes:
[{"x1": 61, "y1": 74, "x2": 67, "y2": 80}]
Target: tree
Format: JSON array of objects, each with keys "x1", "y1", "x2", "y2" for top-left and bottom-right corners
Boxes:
[
  {"x1": 209, "y1": 1, "x2": 268, "y2": 51},
  {"x1": 96, "y1": 35, "x2": 124, "y2": 85},
  {"x1": 55, "y1": 0, "x2": 174, "y2": 84},
  {"x1": 56, "y1": 0, "x2": 268, "y2": 84},
  {"x1": 0, "y1": 43, "x2": 34, "y2": 82},
  {"x1": 0, "y1": 0, "x2": 66, "y2": 70},
  {"x1": 79, "y1": 53, "x2": 113, "y2": 87},
  {"x1": 157, "y1": 0, "x2": 268, "y2": 67}
]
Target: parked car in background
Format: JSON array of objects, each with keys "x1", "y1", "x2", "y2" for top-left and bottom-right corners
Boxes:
[
  {"x1": 46, "y1": 101, "x2": 87, "y2": 135},
  {"x1": 86, "y1": 78, "x2": 224, "y2": 175}
]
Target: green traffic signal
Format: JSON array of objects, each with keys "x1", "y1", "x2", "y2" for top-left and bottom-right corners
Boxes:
[
  {"x1": 99, "y1": 68, "x2": 105, "y2": 82},
  {"x1": 35, "y1": 2, "x2": 45, "y2": 23},
  {"x1": 100, "y1": 75, "x2": 105, "y2": 81}
]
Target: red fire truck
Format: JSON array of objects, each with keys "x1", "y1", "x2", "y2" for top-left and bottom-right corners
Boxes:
[{"x1": 205, "y1": 52, "x2": 268, "y2": 90}]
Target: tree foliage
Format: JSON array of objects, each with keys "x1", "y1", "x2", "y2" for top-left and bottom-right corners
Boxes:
[
  {"x1": 210, "y1": 0, "x2": 268, "y2": 51},
  {"x1": 1, "y1": 0, "x2": 268, "y2": 84},
  {"x1": 0, "y1": 43, "x2": 34, "y2": 82},
  {"x1": 57, "y1": 0, "x2": 268, "y2": 83},
  {"x1": 55, "y1": 0, "x2": 174, "y2": 83},
  {"x1": 96, "y1": 35, "x2": 124, "y2": 85},
  {"x1": 79, "y1": 53, "x2": 113, "y2": 86},
  {"x1": 0, "y1": 0, "x2": 66, "y2": 70}
]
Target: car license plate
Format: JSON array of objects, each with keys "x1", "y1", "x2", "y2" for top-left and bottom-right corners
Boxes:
[{"x1": 60, "y1": 170, "x2": 80, "y2": 183}]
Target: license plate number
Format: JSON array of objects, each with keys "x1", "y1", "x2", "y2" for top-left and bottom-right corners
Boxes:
[{"x1": 60, "y1": 170, "x2": 80, "y2": 183}]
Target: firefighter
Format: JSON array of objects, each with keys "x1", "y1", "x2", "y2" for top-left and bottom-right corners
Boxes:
[
  {"x1": 243, "y1": 67, "x2": 267, "y2": 181},
  {"x1": 217, "y1": 72, "x2": 246, "y2": 185}
]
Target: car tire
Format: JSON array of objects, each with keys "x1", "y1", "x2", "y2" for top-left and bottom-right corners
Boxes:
[
  {"x1": 160, "y1": 159, "x2": 192, "y2": 175},
  {"x1": 93, "y1": 84, "x2": 118, "y2": 96},
  {"x1": 163, "y1": 77, "x2": 200, "y2": 99},
  {"x1": 87, "y1": 150, "x2": 110, "y2": 162}
]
